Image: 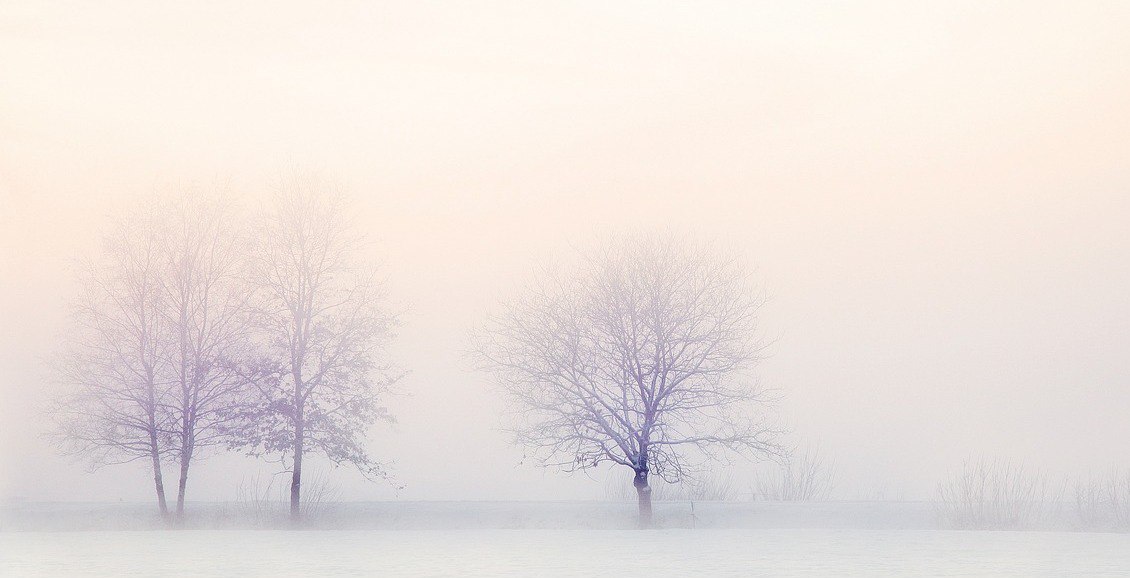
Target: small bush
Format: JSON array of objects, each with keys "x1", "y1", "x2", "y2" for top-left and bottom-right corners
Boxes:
[
  {"x1": 235, "y1": 469, "x2": 341, "y2": 527},
  {"x1": 603, "y1": 471, "x2": 736, "y2": 502},
  {"x1": 752, "y1": 446, "x2": 835, "y2": 501},
  {"x1": 1074, "y1": 470, "x2": 1130, "y2": 532},
  {"x1": 935, "y1": 458, "x2": 1061, "y2": 530}
]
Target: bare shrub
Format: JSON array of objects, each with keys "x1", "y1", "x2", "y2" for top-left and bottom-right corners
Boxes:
[
  {"x1": 235, "y1": 473, "x2": 285, "y2": 527},
  {"x1": 935, "y1": 458, "x2": 1061, "y2": 530},
  {"x1": 235, "y1": 467, "x2": 341, "y2": 527},
  {"x1": 672, "y1": 473, "x2": 736, "y2": 502},
  {"x1": 752, "y1": 446, "x2": 835, "y2": 501},
  {"x1": 603, "y1": 470, "x2": 736, "y2": 502},
  {"x1": 299, "y1": 469, "x2": 342, "y2": 521},
  {"x1": 653, "y1": 472, "x2": 737, "y2": 502},
  {"x1": 1074, "y1": 469, "x2": 1130, "y2": 532}
]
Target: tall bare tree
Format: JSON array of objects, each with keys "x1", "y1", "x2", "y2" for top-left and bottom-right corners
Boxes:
[
  {"x1": 53, "y1": 192, "x2": 258, "y2": 519},
  {"x1": 237, "y1": 172, "x2": 398, "y2": 521},
  {"x1": 51, "y1": 208, "x2": 175, "y2": 516},
  {"x1": 158, "y1": 193, "x2": 254, "y2": 519},
  {"x1": 476, "y1": 235, "x2": 782, "y2": 527}
]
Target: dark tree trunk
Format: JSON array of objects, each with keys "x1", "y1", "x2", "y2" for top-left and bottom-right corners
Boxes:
[
  {"x1": 175, "y1": 328, "x2": 191, "y2": 520},
  {"x1": 290, "y1": 318, "x2": 307, "y2": 523},
  {"x1": 175, "y1": 446, "x2": 191, "y2": 519},
  {"x1": 634, "y1": 468, "x2": 652, "y2": 528},
  {"x1": 290, "y1": 404, "x2": 304, "y2": 522},
  {"x1": 149, "y1": 433, "x2": 168, "y2": 517},
  {"x1": 175, "y1": 402, "x2": 194, "y2": 520},
  {"x1": 144, "y1": 365, "x2": 168, "y2": 518}
]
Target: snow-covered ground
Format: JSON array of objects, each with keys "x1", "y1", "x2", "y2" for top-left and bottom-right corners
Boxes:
[
  {"x1": 3, "y1": 502, "x2": 1130, "y2": 577},
  {"x1": 5, "y1": 528, "x2": 1130, "y2": 577},
  {"x1": 0, "y1": 500, "x2": 939, "y2": 531}
]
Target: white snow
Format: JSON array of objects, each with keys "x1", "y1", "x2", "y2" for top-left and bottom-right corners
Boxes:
[
  {"x1": 4, "y1": 502, "x2": 1130, "y2": 576},
  {"x1": 5, "y1": 528, "x2": 1130, "y2": 577},
  {"x1": 0, "y1": 500, "x2": 941, "y2": 531}
]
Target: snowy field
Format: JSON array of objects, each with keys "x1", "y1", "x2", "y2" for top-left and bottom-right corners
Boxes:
[
  {"x1": 4, "y1": 502, "x2": 1130, "y2": 577},
  {"x1": 0, "y1": 500, "x2": 940, "y2": 531},
  {"x1": 5, "y1": 528, "x2": 1130, "y2": 577}
]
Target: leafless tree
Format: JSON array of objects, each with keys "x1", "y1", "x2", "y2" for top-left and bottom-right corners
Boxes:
[
  {"x1": 475, "y1": 235, "x2": 783, "y2": 527},
  {"x1": 51, "y1": 207, "x2": 176, "y2": 516},
  {"x1": 235, "y1": 172, "x2": 399, "y2": 521},
  {"x1": 158, "y1": 193, "x2": 255, "y2": 519},
  {"x1": 52, "y1": 193, "x2": 258, "y2": 519}
]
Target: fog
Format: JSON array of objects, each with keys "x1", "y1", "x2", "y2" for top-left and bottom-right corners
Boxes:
[{"x1": 2, "y1": 0, "x2": 1129, "y2": 509}]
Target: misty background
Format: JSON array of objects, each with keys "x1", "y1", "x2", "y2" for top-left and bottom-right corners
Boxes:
[{"x1": 2, "y1": 1, "x2": 1129, "y2": 504}]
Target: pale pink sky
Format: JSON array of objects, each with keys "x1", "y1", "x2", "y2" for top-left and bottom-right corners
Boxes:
[{"x1": 2, "y1": 1, "x2": 1129, "y2": 502}]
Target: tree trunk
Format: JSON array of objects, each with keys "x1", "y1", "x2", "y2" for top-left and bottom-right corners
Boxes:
[
  {"x1": 290, "y1": 414, "x2": 304, "y2": 522},
  {"x1": 144, "y1": 365, "x2": 167, "y2": 518},
  {"x1": 175, "y1": 401, "x2": 194, "y2": 520},
  {"x1": 149, "y1": 434, "x2": 168, "y2": 517},
  {"x1": 175, "y1": 447, "x2": 190, "y2": 520},
  {"x1": 634, "y1": 468, "x2": 652, "y2": 528},
  {"x1": 290, "y1": 318, "x2": 307, "y2": 523}
]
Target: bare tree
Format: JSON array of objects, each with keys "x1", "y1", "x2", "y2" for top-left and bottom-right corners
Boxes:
[
  {"x1": 158, "y1": 193, "x2": 255, "y2": 519},
  {"x1": 51, "y1": 208, "x2": 176, "y2": 516},
  {"x1": 476, "y1": 235, "x2": 782, "y2": 527},
  {"x1": 235, "y1": 172, "x2": 398, "y2": 521}
]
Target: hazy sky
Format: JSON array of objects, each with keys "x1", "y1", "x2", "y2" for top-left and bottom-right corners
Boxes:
[{"x1": 2, "y1": 1, "x2": 1129, "y2": 503}]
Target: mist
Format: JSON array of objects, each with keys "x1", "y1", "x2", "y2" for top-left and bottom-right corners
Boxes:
[{"x1": 3, "y1": 1, "x2": 1130, "y2": 575}]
